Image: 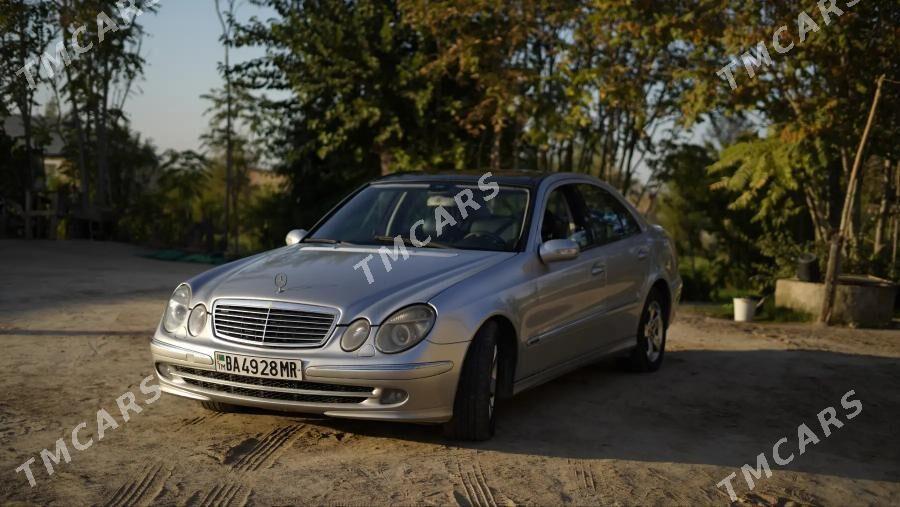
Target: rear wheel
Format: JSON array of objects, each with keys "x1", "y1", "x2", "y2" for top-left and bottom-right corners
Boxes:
[
  {"x1": 628, "y1": 290, "x2": 667, "y2": 372},
  {"x1": 443, "y1": 322, "x2": 499, "y2": 441},
  {"x1": 199, "y1": 400, "x2": 242, "y2": 413}
]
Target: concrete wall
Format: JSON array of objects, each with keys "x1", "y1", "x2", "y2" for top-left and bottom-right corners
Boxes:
[{"x1": 775, "y1": 277, "x2": 898, "y2": 328}]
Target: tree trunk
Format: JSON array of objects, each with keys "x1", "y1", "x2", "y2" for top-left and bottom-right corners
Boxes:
[
  {"x1": 12, "y1": 13, "x2": 42, "y2": 225},
  {"x1": 892, "y1": 213, "x2": 899, "y2": 275},
  {"x1": 847, "y1": 166, "x2": 864, "y2": 259},
  {"x1": 65, "y1": 74, "x2": 91, "y2": 214},
  {"x1": 826, "y1": 152, "x2": 844, "y2": 229},
  {"x1": 95, "y1": 60, "x2": 111, "y2": 208},
  {"x1": 893, "y1": 165, "x2": 900, "y2": 274},
  {"x1": 873, "y1": 159, "x2": 894, "y2": 257},
  {"x1": 216, "y1": 0, "x2": 233, "y2": 253},
  {"x1": 490, "y1": 119, "x2": 503, "y2": 171},
  {"x1": 232, "y1": 168, "x2": 239, "y2": 255},
  {"x1": 803, "y1": 188, "x2": 828, "y2": 243}
]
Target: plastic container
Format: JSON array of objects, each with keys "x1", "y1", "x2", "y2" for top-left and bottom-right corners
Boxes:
[
  {"x1": 733, "y1": 298, "x2": 757, "y2": 322},
  {"x1": 796, "y1": 253, "x2": 820, "y2": 283}
]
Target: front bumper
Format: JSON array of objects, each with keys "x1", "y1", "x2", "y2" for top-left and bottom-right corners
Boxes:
[{"x1": 151, "y1": 326, "x2": 469, "y2": 423}]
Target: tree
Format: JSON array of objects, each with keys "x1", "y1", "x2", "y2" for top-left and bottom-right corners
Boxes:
[
  {"x1": 202, "y1": 84, "x2": 264, "y2": 255},
  {"x1": 403, "y1": 0, "x2": 709, "y2": 194},
  {"x1": 683, "y1": 0, "x2": 900, "y2": 235},
  {"x1": 655, "y1": 144, "x2": 719, "y2": 298},
  {"x1": 561, "y1": 1, "x2": 700, "y2": 193},
  {"x1": 0, "y1": 1, "x2": 55, "y2": 197},
  {"x1": 237, "y1": 0, "x2": 473, "y2": 175},
  {"x1": 233, "y1": 0, "x2": 489, "y2": 231},
  {"x1": 403, "y1": 0, "x2": 560, "y2": 171},
  {"x1": 671, "y1": 0, "x2": 900, "y2": 305},
  {"x1": 50, "y1": 0, "x2": 158, "y2": 214},
  {"x1": 213, "y1": 0, "x2": 237, "y2": 253}
]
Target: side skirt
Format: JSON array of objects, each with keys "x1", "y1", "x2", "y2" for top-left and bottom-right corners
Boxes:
[{"x1": 510, "y1": 338, "x2": 634, "y2": 396}]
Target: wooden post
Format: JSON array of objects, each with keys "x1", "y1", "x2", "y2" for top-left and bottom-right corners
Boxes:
[
  {"x1": 872, "y1": 159, "x2": 891, "y2": 256},
  {"x1": 819, "y1": 75, "x2": 886, "y2": 325}
]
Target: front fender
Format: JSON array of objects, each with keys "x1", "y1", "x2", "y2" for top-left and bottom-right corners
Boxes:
[{"x1": 425, "y1": 255, "x2": 533, "y2": 345}]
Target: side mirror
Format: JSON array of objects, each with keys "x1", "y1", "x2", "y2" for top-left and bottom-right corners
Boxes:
[
  {"x1": 285, "y1": 229, "x2": 308, "y2": 246},
  {"x1": 539, "y1": 239, "x2": 580, "y2": 263}
]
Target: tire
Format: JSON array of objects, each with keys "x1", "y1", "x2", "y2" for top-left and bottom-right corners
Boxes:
[
  {"x1": 443, "y1": 322, "x2": 499, "y2": 441},
  {"x1": 628, "y1": 289, "x2": 667, "y2": 373},
  {"x1": 200, "y1": 400, "x2": 242, "y2": 413}
]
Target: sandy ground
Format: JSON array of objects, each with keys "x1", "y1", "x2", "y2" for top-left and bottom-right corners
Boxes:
[{"x1": 0, "y1": 239, "x2": 898, "y2": 506}]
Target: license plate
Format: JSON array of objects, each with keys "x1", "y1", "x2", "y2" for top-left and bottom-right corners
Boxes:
[{"x1": 214, "y1": 352, "x2": 302, "y2": 380}]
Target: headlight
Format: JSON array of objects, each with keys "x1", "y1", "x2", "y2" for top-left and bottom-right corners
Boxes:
[
  {"x1": 188, "y1": 304, "x2": 208, "y2": 336},
  {"x1": 163, "y1": 284, "x2": 191, "y2": 332},
  {"x1": 340, "y1": 319, "x2": 371, "y2": 352},
  {"x1": 375, "y1": 305, "x2": 435, "y2": 354}
]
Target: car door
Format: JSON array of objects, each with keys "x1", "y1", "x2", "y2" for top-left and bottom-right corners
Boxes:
[
  {"x1": 576, "y1": 183, "x2": 652, "y2": 347},
  {"x1": 519, "y1": 184, "x2": 614, "y2": 377}
]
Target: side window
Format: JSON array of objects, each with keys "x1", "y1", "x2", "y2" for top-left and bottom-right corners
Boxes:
[
  {"x1": 541, "y1": 185, "x2": 591, "y2": 249},
  {"x1": 577, "y1": 184, "x2": 640, "y2": 246}
]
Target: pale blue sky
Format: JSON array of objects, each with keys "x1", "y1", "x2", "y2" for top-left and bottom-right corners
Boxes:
[{"x1": 124, "y1": 1, "x2": 269, "y2": 153}]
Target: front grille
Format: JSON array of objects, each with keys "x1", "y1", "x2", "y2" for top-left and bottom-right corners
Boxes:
[
  {"x1": 184, "y1": 379, "x2": 367, "y2": 404},
  {"x1": 174, "y1": 366, "x2": 373, "y2": 393},
  {"x1": 171, "y1": 366, "x2": 372, "y2": 404},
  {"x1": 213, "y1": 300, "x2": 337, "y2": 348}
]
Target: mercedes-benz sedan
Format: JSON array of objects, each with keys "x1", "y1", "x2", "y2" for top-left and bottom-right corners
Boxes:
[{"x1": 151, "y1": 171, "x2": 681, "y2": 440}]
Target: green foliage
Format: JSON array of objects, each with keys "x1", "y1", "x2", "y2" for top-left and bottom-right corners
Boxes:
[
  {"x1": 236, "y1": 0, "x2": 477, "y2": 176},
  {"x1": 677, "y1": 257, "x2": 716, "y2": 302},
  {"x1": 0, "y1": 129, "x2": 28, "y2": 202},
  {"x1": 234, "y1": 0, "x2": 712, "y2": 198},
  {"x1": 657, "y1": 137, "x2": 824, "y2": 300},
  {"x1": 116, "y1": 145, "x2": 282, "y2": 253}
]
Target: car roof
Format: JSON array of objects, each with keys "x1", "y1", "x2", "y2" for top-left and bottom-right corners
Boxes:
[{"x1": 371, "y1": 170, "x2": 593, "y2": 188}]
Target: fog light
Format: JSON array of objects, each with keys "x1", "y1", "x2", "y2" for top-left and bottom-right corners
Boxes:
[
  {"x1": 379, "y1": 388, "x2": 408, "y2": 405},
  {"x1": 156, "y1": 363, "x2": 174, "y2": 380}
]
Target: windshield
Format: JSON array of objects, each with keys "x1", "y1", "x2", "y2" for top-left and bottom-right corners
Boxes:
[{"x1": 308, "y1": 183, "x2": 531, "y2": 252}]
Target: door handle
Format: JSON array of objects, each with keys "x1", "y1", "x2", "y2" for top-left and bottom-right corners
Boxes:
[
  {"x1": 636, "y1": 247, "x2": 649, "y2": 260},
  {"x1": 591, "y1": 262, "x2": 606, "y2": 276}
]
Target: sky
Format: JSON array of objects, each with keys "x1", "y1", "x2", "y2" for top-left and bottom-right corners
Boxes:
[{"x1": 122, "y1": 1, "x2": 269, "y2": 153}]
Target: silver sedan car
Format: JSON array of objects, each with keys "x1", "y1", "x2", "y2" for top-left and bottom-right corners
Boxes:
[{"x1": 151, "y1": 171, "x2": 681, "y2": 440}]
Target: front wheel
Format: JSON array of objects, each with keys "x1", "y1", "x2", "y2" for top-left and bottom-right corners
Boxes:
[
  {"x1": 443, "y1": 322, "x2": 499, "y2": 441},
  {"x1": 628, "y1": 290, "x2": 667, "y2": 372}
]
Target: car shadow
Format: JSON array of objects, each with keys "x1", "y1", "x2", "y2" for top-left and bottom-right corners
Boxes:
[{"x1": 284, "y1": 348, "x2": 900, "y2": 484}]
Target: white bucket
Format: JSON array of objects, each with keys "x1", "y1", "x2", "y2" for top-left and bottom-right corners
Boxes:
[{"x1": 733, "y1": 298, "x2": 756, "y2": 322}]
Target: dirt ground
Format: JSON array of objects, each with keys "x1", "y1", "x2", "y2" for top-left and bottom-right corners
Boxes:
[{"x1": 1, "y1": 240, "x2": 898, "y2": 506}]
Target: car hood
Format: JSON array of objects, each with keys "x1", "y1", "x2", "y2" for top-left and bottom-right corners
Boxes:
[{"x1": 190, "y1": 244, "x2": 515, "y2": 324}]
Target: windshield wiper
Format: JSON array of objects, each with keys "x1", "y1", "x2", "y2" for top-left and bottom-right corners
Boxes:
[
  {"x1": 302, "y1": 237, "x2": 356, "y2": 245},
  {"x1": 373, "y1": 235, "x2": 450, "y2": 249}
]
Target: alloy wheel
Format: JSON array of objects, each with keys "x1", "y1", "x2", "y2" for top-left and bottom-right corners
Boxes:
[
  {"x1": 645, "y1": 301, "x2": 664, "y2": 362},
  {"x1": 488, "y1": 344, "x2": 498, "y2": 419}
]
